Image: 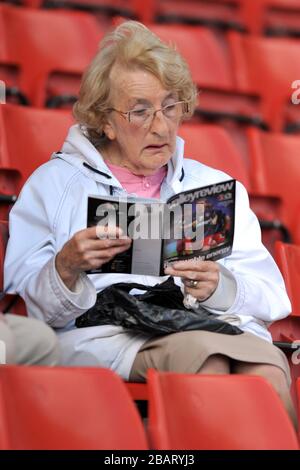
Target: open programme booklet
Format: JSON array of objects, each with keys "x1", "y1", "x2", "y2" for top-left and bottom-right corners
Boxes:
[{"x1": 87, "y1": 179, "x2": 236, "y2": 276}]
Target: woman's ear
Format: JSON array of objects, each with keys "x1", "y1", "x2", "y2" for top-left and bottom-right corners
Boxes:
[{"x1": 103, "y1": 121, "x2": 116, "y2": 141}]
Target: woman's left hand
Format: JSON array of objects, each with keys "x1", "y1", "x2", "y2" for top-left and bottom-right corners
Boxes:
[{"x1": 164, "y1": 260, "x2": 220, "y2": 302}]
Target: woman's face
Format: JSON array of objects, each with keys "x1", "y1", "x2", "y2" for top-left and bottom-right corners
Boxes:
[{"x1": 103, "y1": 66, "x2": 182, "y2": 176}]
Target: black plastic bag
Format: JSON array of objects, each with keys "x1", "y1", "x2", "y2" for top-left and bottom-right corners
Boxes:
[{"x1": 75, "y1": 277, "x2": 243, "y2": 336}]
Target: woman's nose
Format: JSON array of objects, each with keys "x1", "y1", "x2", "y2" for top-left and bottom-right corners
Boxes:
[{"x1": 149, "y1": 109, "x2": 169, "y2": 135}]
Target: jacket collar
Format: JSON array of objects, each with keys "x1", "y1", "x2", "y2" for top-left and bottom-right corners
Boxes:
[{"x1": 53, "y1": 124, "x2": 185, "y2": 192}]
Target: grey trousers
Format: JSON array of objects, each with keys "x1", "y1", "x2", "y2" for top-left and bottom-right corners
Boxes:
[{"x1": 0, "y1": 314, "x2": 59, "y2": 365}]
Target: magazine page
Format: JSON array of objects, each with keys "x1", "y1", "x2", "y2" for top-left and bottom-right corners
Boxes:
[
  {"x1": 87, "y1": 195, "x2": 164, "y2": 275},
  {"x1": 162, "y1": 179, "x2": 236, "y2": 269}
]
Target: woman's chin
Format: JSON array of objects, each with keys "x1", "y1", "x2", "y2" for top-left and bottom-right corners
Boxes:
[
  {"x1": 145, "y1": 150, "x2": 171, "y2": 163},
  {"x1": 146, "y1": 159, "x2": 168, "y2": 171}
]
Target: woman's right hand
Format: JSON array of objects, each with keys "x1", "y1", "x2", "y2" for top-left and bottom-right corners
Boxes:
[{"x1": 55, "y1": 226, "x2": 131, "y2": 291}]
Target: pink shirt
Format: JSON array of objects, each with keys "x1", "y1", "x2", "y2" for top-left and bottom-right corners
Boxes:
[{"x1": 106, "y1": 162, "x2": 167, "y2": 199}]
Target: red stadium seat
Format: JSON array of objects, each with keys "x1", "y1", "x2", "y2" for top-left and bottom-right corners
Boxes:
[
  {"x1": 126, "y1": 382, "x2": 148, "y2": 401},
  {"x1": 0, "y1": 366, "x2": 148, "y2": 449},
  {"x1": 0, "y1": 5, "x2": 102, "y2": 107},
  {"x1": 21, "y1": 0, "x2": 43, "y2": 6},
  {"x1": 149, "y1": 23, "x2": 233, "y2": 90},
  {"x1": 0, "y1": 104, "x2": 21, "y2": 217},
  {"x1": 229, "y1": 31, "x2": 300, "y2": 132},
  {"x1": 148, "y1": 370, "x2": 299, "y2": 450},
  {"x1": 38, "y1": 0, "x2": 131, "y2": 16},
  {"x1": 148, "y1": 23, "x2": 261, "y2": 128},
  {"x1": 272, "y1": 241, "x2": 300, "y2": 405},
  {"x1": 272, "y1": 242, "x2": 300, "y2": 342},
  {"x1": 266, "y1": 1, "x2": 300, "y2": 37},
  {"x1": 0, "y1": 5, "x2": 30, "y2": 106},
  {"x1": 247, "y1": 0, "x2": 300, "y2": 37},
  {"x1": 0, "y1": 104, "x2": 74, "y2": 192},
  {"x1": 11, "y1": 0, "x2": 300, "y2": 37},
  {"x1": 179, "y1": 123, "x2": 250, "y2": 189},
  {"x1": 0, "y1": 103, "x2": 73, "y2": 221},
  {"x1": 148, "y1": 0, "x2": 300, "y2": 37},
  {"x1": 153, "y1": 0, "x2": 244, "y2": 31},
  {"x1": 0, "y1": 219, "x2": 26, "y2": 315},
  {"x1": 246, "y1": 127, "x2": 300, "y2": 245}
]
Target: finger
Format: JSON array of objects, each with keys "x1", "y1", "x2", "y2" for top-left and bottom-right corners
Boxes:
[
  {"x1": 183, "y1": 275, "x2": 219, "y2": 291},
  {"x1": 183, "y1": 277, "x2": 200, "y2": 287},
  {"x1": 184, "y1": 285, "x2": 213, "y2": 301},
  {"x1": 106, "y1": 244, "x2": 132, "y2": 257},
  {"x1": 165, "y1": 268, "x2": 217, "y2": 282},
  {"x1": 77, "y1": 225, "x2": 125, "y2": 240},
  {"x1": 96, "y1": 224, "x2": 126, "y2": 239},
  {"x1": 69, "y1": 238, "x2": 130, "y2": 257},
  {"x1": 79, "y1": 244, "x2": 131, "y2": 270},
  {"x1": 170, "y1": 260, "x2": 217, "y2": 272},
  {"x1": 84, "y1": 237, "x2": 132, "y2": 251},
  {"x1": 84, "y1": 244, "x2": 131, "y2": 261}
]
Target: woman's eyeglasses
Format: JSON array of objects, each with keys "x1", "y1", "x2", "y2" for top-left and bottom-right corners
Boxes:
[{"x1": 106, "y1": 101, "x2": 189, "y2": 128}]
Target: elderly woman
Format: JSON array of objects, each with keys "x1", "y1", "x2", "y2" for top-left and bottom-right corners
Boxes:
[{"x1": 4, "y1": 21, "x2": 295, "y2": 424}]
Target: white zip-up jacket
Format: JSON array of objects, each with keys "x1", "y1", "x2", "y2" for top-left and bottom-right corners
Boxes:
[{"x1": 4, "y1": 125, "x2": 291, "y2": 379}]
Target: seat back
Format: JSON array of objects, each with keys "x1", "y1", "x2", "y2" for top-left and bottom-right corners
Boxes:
[
  {"x1": 229, "y1": 31, "x2": 300, "y2": 131},
  {"x1": 0, "y1": 104, "x2": 74, "y2": 192},
  {"x1": 262, "y1": 0, "x2": 300, "y2": 37},
  {"x1": 179, "y1": 123, "x2": 250, "y2": 189},
  {"x1": 0, "y1": 4, "x2": 29, "y2": 106},
  {"x1": 0, "y1": 105, "x2": 72, "y2": 313},
  {"x1": 271, "y1": 242, "x2": 300, "y2": 405},
  {"x1": 148, "y1": 370, "x2": 299, "y2": 450},
  {"x1": 154, "y1": 0, "x2": 244, "y2": 31},
  {"x1": 149, "y1": 23, "x2": 234, "y2": 91},
  {"x1": 126, "y1": 382, "x2": 148, "y2": 401},
  {"x1": 0, "y1": 219, "x2": 26, "y2": 314},
  {"x1": 237, "y1": 0, "x2": 300, "y2": 36},
  {"x1": 43, "y1": 0, "x2": 132, "y2": 16},
  {"x1": 0, "y1": 366, "x2": 148, "y2": 450},
  {"x1": 275, "y1": 242, "x2": 300, "y2": 319},
  {"x1": 148, "y1": 23, "x2": 263, "y2": 129},
  {"x1": 1, "y1": 5, "x2": 102, "y2": 107},
  {"x1": 247, "y1": 127, "x2": 300, "y2": 243},
  {"x1": 138, "y1": 0, "x2": 300, "y2": 38}
]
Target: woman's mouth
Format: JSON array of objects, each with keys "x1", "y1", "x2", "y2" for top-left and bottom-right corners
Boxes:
[{"x1": 144, "y1": 144, "x2": 167, "y2": 151}]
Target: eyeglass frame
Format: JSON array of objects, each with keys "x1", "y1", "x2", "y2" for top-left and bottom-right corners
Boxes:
[{"x1": 105, "y1": 100, "x2": 190, "y2": 126}]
